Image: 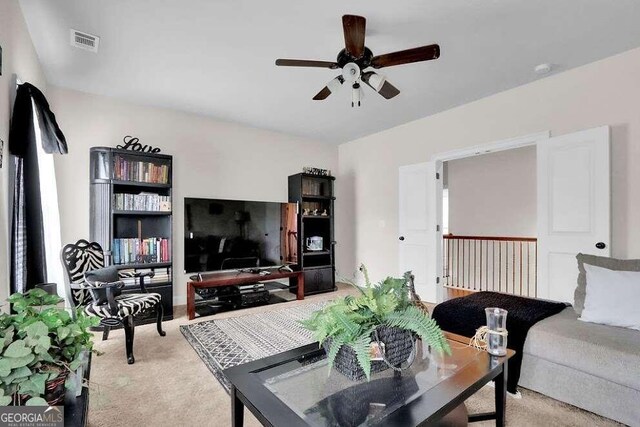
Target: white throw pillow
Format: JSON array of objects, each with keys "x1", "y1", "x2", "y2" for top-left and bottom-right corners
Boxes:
[{"x1": 580, "y1": 263, "x2": 640, "y2": 330}]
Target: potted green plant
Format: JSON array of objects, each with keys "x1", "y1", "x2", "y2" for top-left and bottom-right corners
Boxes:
[
  {"x1": 0, "y1": 288, "x2": 100, "y2": 406},
  {"x1": 301, "y1": 266, "x2": 451, "y2": 381}
]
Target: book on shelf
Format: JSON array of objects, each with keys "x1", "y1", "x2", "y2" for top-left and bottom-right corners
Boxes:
[
  {"x1": 301, "y1": 178, "x2": 323, "y2": 196},
  {"x1": 113, "y1": 156, "x2": 169, "y2": 184},
  {"x1": 118, "y1": 267, "x2": 172, "y2": 287},
  {"x1": 113, "y1": 193, "x2": 171, "y2": 212},
  {"x1": 112, "y1": 238, "x2": 171, "y2": 265}
]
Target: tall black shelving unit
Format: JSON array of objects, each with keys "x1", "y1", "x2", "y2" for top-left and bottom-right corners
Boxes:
[
  {"x1": 288, "y1": 173, "x2": 336, "y2": 295},
  {"x1": 90, "y1": 147, "x2": 173, "y2": 321}
]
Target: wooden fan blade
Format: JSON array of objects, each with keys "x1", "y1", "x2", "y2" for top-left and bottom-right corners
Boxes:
[
  {"x1": 313, "y1": 86, "x2": 332, "y2": 100},
  {"x1": 342, "y1": 15, "x2": 366, "y2": 58},
  {"x1": 378, "y1": 81, "x2": 401, "y2": 99},
  {"x1": 275, "y1": 59, "x2": 339, "y2": 69},
  {"x1": 371, "y1": 44, "x2": 440, "y2": 69}
]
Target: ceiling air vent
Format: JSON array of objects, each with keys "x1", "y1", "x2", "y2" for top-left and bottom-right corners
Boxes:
[{"x1": 70, "y1": 29, "x2": 100, "y2": 53}]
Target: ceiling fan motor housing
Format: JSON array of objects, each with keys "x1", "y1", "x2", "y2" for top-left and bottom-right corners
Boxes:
[{"x1": 337, "y1": 47, "x2": 373, "y2": 70}]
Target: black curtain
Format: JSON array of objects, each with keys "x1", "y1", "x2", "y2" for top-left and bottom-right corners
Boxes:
[{"x1": 9, "y1": 83, "x2": 68, "y2": 294}]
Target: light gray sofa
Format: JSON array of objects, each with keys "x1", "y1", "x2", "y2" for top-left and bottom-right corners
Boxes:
[{"x1": 519, "y1": 253, "x2": 640, "y2": 426}]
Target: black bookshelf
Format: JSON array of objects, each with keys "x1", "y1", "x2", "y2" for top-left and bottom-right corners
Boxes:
[
  {"x1": 90, "y1": 147, "x2": 173, "y2": 321},
  {"x1": 288, "y1": 173, "x2": 336, "y2": 295}
]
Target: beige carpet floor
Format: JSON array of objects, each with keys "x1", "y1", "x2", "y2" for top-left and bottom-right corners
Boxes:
[{"x1": 87, "y1": 284, "x2": 620, "y2": 427}]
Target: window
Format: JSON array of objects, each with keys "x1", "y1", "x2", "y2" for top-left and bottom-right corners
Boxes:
[{"x1": 32, "y1": 100, "x2": 65, "y2": 296}]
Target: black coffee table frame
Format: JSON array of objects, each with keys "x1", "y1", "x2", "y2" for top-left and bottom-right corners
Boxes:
[{"x1": 224, "y1": 333, "x2": 512, "y2": 427}]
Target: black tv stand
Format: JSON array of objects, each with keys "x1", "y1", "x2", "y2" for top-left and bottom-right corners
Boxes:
[{"x1": 186, "y1": 268, "x2": 305, "y2": 320}]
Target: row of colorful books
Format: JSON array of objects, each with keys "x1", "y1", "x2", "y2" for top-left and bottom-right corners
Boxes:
[
  {"x1": 113, "y1": 156, "x2": 169, "y2": 184},
  {"x1": 112, "y1": 238, "x2": 171, "y2": 265},
  {"x1": 113, "y1": 192, "x2": 171, "y2": 212}
]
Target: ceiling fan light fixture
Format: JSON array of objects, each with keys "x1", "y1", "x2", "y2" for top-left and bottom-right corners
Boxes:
[
  {"x1": 342, "y1": 62, "x2": 361, "y2": 82},
  {"x1": 362, "y1": 71, "x2": 386, "y2": 92},
  {"x1": 327, "y1": 75, "x2": 345, "y2": 93}
]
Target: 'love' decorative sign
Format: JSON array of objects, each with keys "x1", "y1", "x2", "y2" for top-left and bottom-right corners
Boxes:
[{"x1": 117, "y1": 136, "x2": 161, "y2": 153}]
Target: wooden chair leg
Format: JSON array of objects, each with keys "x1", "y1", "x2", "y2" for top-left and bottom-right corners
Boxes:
[
  {"x1": 156, "y1": 303, "x2": 166, "y2": 337},
  {"x1": 102, "y1": 326, "x2": 110, "y2": 341},
  {"x1": 123, "y1": 316, "x2": 135, "y2": 364}
]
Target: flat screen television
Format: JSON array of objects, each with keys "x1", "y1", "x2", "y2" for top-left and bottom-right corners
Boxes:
[{"x1": 184, "y1": 198, "x2": 298, "y2": 273}]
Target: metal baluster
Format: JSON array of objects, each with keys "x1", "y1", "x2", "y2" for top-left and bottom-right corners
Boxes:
[
  {"x1": 485, "y1": 240, "x2": 489, "y2": 292},
  {"x1": 474, "y1": 240, "x2": 477, "y2": 290},
  {"x1": 499, "y1": 242, "x2": 503, "y2": 293},
  {"x1": 492, "y1": 241, "x2": 495, "y2": 292},
  {"x1": 467, "y1": 240, "x2": 471, "y2": 290},
  {"x1": 534, "y1": 241, "x2": 538, "y2": 297},
  {"x1": 519, "y1": 241, "x2": 523, "y2": 296},
  {"x1": 527, "y1": 243, "x2": 530, "y2": 297},
  {"x1": 512, "y1": 242, "x2": 516, "y2": 295},
  {"x1": 479, "y1": 239, "x2": 483, "y2": 291},
  {"x1": 457, "y1": 239, "x2": 461, "y2": 288}
]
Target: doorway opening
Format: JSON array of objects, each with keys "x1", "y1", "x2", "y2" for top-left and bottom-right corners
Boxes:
[{"x1": 441, "y1": 146, "x2": 538, "y2": 299}]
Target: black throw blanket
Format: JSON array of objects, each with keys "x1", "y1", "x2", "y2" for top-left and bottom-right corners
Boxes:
[{"x1": 432, "y1": 292, "x2": 567, "y2": 393}]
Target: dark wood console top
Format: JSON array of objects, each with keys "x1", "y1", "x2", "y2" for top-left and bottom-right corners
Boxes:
[{"x1": 189, "y1": 269, "x2": 302, "y2": 288}]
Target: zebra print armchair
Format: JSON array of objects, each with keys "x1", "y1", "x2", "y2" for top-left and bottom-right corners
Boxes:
[{"x1": 61, "y1": 239, "x2": 166, "y2": 364}]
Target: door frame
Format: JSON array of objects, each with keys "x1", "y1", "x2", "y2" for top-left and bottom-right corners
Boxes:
[
  {"x1": 431, "y1": 131, "x2": 550, "y2": 163},
  {"x1": 425, "y1": 131, "x2": 550, "y2": 302}
]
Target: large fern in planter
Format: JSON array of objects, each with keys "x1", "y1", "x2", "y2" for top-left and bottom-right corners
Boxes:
[{"x1": 300, "y1": 265, "x2": 450, "y2": 381}]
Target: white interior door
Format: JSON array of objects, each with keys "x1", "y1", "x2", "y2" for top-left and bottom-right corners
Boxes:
[
  {"x1": 399, "y1": 162, "x2": 442, "y2": 303},
  {"x1": 537, "y1": 126, "x2": 610, "y2": 302}
]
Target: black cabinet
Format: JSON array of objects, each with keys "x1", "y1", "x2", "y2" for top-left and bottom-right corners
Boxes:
[
  {"x1": 303, "y1": 267, "x2": 334, "y2": 295},
  {"x1": 288, "y1": 173, "x2": 336, "y2": 296}
]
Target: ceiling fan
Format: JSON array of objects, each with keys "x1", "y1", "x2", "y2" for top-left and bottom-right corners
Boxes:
[{"x1": 275, "y1": 14, "x2": 440, "y2": 107}]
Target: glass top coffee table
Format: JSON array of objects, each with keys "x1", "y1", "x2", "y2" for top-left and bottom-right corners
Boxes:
[{"x1": 224, "y1": 332, "x2": 514, "y2": 427}]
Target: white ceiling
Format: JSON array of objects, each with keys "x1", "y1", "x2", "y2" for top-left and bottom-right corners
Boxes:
[{"x1": 18, "y1": 0, "x2": 640, "y2": 144}]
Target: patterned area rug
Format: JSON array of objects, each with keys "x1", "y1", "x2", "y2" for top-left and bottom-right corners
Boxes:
[{"x1": 180, "y1": 302, "x2": 325, "y2": 392}]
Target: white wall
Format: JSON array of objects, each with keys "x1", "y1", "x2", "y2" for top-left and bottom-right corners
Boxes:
[
  {"x1": 447, "y1": 146, "x2": 536, "y2": 237},
  {"x1": 49, "y1": 87, "x2": 338, "y2": 305},
  {"x1": 337, "y1": 46, "x2": 640, "y2": 284},
  {"x1": 0, "y1": 0, "x2": 48, "y2": 304}
]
